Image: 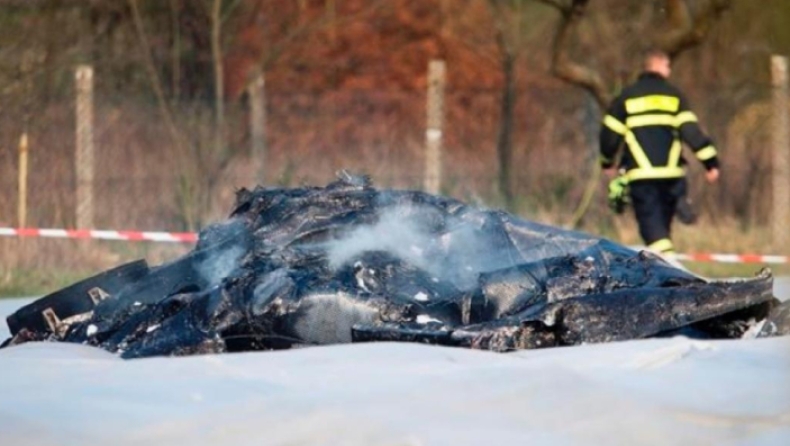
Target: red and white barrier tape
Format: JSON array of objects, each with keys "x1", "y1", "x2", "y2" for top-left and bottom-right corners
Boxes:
[
  {"x1": 671, "y1": 253, "x2": 788, "y2": 264},
  {"x1": 0, "y1": 227, "x2": 197, "y2": 243},
  {"x1": 0, "y1": 227, "x2": 787, "y2": 264}
]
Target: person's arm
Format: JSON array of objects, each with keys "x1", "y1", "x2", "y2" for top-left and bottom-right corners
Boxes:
[
  {"x1": 599, "y1": 95, "x2": 628, "y2": 172},
  {"x1": 676, "y1": 93, "x2": 719, "y2": 181}
]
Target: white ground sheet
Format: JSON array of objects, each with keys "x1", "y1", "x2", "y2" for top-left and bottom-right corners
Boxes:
[{"x1": 0, "y1": 278, "x2": 788, "y2": 445}]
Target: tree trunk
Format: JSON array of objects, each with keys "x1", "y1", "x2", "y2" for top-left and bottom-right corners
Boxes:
[
  {"x1": 170, "y1": 0, "x2": 181, "y2": 102},
  {"x1": 497, "y1": 53, "x2": 516, "y2": 209},
  {"x1": 211, "y1": 0, "x2": 224, "y2": 156},
  {"x1": 771, "y1": 55, "x2": 790, "y2": 252}
]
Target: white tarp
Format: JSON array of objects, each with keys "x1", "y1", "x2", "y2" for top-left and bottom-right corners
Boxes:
[{"x1": 0, "y1": 278, "x2": 788, "y2": 445}]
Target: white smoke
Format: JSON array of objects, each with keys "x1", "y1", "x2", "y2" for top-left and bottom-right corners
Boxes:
[
  {"x1": 194, "y1": 218, "x2": 249, "y2": 287},
  {"x1": 326, "y1": 205, "x2": 433, "y2": 271},
  {"x1": 324, "y1": 204, "x2": 526, "y2": 290},
  {"x1": 196, "y1": 244, "x2": 245, "y2": 287}
]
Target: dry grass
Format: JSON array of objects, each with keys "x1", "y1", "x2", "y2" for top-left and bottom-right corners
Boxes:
[
  {"x1": 609, "y1": 215, "x2": 774, "y2": 253},
  {"x1": 0, "y1": 238, "x2": 189, "y2": 298},
  {"x1": 603, "y1": 214, "x2": 789, "y2": 278}
]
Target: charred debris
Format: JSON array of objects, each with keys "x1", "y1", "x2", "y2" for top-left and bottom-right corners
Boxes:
[{"x1": 3, "y1": 175, "x2": 787, "y2": 358}]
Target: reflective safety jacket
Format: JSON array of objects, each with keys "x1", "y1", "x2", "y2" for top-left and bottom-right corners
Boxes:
[{"x1": 599, "y1": 72, "x2": 719, "y2": 182}]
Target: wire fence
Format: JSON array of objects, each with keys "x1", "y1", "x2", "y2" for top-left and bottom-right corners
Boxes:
[{"x1": 0, "y1": 64, "x2": 786, "y2": 243}]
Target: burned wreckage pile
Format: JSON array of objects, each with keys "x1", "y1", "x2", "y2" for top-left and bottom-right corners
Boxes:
[{"x1": 3, "y1": 175, "x2": 789, "y2": 358}]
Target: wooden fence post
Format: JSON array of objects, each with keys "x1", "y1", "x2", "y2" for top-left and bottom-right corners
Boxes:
[
  {"x1": 425, "y1": 60, "x2": 446, "y2": 194},
  {"x1": 18, "y1": 133, "x2": 28, "y2": 228},
  {"x1": 248, "y1": 74, "x2": 267, "y2": 183},
  {"x1": 326, "y1": 0, "x2": 337, "y2": 44},
  {"x1": 771, "y1": 55, "x2": 790, "y2": 252},
  {"x1": 75, "y1": 65, "x2": 95, "y2": 229}
]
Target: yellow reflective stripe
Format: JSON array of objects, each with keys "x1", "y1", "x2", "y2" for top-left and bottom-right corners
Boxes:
[
  {"x1": 676, "y1": 111, "x2": 698, "y2": 126},
  {"x1": 668, "y1": 139, "x2": 682, "y2": 168},
  {"x1": 626, "y1": 114, "x2": 677, "y2": 128},
  {"x1": 625, "y1": 167, "x2": 686, "y2": 181},
  {"x1": 603, "y1": 115, "x2": 628, "y2": 135},
  {"x1": 647, "y1": 238, "x2": 675, "y2": 253},
  {"x1": 625, "y1": 95, "x2": 680, "y2": 114},
  {"x1": 624, "y1": 132, "x2": 652, "y2": 168},
  {"x1": 626, "y1": 112, "x2": 699, "y2": 128},
  {"x1": 696, "y1": 145, "x2": 718, "y2": 161},
  {"x1": 604, "y1": 114, "x2": 654, "y2": 169}
]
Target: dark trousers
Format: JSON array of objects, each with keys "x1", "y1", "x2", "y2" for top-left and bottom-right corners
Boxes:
[{"x1": 629, "y1": 178, "x2": 687, "y2": 249}]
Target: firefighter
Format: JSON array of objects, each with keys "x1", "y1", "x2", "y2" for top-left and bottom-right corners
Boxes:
[{"x1": 599, "y1": 48, "x2": 720, "y2": 255}]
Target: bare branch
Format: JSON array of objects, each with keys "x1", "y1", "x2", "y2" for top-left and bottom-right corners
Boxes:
[
  {"x1": 221, "y1": 0, "x2": 243, "y2": 23},
  {"x1": 656, "y1": 0, "x2": 732, "y2": 58},
  {"x1": 536, "y1": 0, "x2": 609, "y2": 227},
  {"x1": 440, "y1": 1, "x2": 505, "y2": 68},
  {"x1": 549, "y1": 0, "x2": 611, "y2": 108},
  {"x1": 127, "y1": 0, "x2": 194, "y2": 161},
  {"x1": 533, "y1": 0, "x2": 570, "y2": 13},
  {"x1": 241, "y1": 0, "x2": 389, "y2": 93},
  {"x1": 487, "y1": 0, "x2": 514, "y2": 57},
  {"x1": 666, "y1": 0, "x2": 693, "y2": 28}
]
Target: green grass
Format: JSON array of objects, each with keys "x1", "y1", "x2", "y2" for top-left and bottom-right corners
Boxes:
[
  {"x1": 0, "y1": 238, "x2": 190, "y2": 298},
  {"x1": 680, "y1": 262, "x2": 790, "y2": 279},
  {"x1": 0, "y1": 268, "x2": 97, "y2": 298}
]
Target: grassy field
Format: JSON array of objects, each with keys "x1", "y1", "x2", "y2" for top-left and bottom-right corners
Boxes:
[
  {"x1": 681, "y1": 262, "x2": 789, "y2": 279},
  {"x1": 0, "y1": 268, "x2": 99, "y2": 298},
  {"x1": 602, "y1": 213, "x2": 789, "y2": 278},
  {"x1": 0, "y1": 238, "x2": 189, "y2": 298}
]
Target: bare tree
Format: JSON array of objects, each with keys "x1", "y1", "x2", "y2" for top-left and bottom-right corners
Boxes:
[
  {"x1": 210, "y1": 0, "x2": 224, "y2": 156},
  {"x1": 169, "y1": 0, "x2": 181, "y2": 102},
  {"x1": 487, "y1": 0, "x2": 531, "y2": 210},
  {"x1": 534, "y1": 0, "x2": 732, "y2": 226},
  {"x1": 239, "y1": 0, "x2": 388, "y2": 93},
  {"x1": 128, "y1": 0, "x2": 242, "y2": 228},
  {"x1": 128, "y1": 0, "x2": 191, "y2": 159}
]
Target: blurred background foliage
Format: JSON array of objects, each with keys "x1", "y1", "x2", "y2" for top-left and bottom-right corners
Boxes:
[{"x1": 0, "y1": 0, "x2": 789, "y2": 291}]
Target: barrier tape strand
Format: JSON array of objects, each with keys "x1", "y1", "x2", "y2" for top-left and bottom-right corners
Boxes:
[{"x1": 0, "y1": 227, "x2": 786, "y2": 264}]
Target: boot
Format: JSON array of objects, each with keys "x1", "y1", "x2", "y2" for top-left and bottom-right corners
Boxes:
[{"x1": 676, "y1": 196, "x2": 698, "y2": 225}]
